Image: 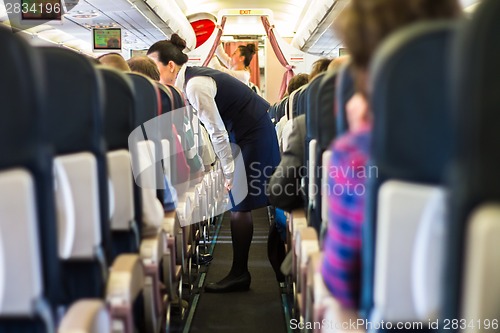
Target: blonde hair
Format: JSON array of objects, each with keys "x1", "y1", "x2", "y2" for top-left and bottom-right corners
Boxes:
[{"x1": 97, "y1": 53, "x2": 130, "y2": 72}]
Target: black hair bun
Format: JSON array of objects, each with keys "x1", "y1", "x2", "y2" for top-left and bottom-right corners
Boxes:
[
  {"x1": 246, "y1": 43, "x2": 256, "y2": 55},
  {"x1": 171, "y1": 33, "x2": 187, "y2": 50}
]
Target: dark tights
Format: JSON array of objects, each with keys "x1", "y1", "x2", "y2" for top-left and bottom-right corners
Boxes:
[{"x1": 227, "y1": 211, "x2": 253, "y2": 278}]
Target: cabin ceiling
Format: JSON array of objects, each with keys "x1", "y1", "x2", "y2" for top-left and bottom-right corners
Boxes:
[
  {"x1": 0, "y1": 0, "x2": 485, "y2": 59},
  {"x1": 181, "y1": 0, "x2": 309, "y2": 38}
]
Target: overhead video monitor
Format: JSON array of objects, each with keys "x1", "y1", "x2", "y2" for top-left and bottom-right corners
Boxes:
[
  {"x1": 93, "y1": 28, "x2": 122, "y2": 51},
  {"x1": 21, "y1": 0, "x2": 63, "y2": 21},
  {"x1": 130, "y1": 49, "x2": 148, "y2": 58}
]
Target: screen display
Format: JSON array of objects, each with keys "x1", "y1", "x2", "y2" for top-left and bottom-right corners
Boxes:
[
  {"x1": 93, "y1": 28, "x2": 122, "y2": 51},
  {"x1": 130, "y1": 49, "x2": 148, "y2": 58},
  {"x1": 21, "y1": 0, "x2": 63, "y2": 20},
  {"x1": 339, "y1": 48, "x2": 349, "y2": 56}
]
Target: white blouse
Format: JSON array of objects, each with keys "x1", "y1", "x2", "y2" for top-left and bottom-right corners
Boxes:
[
  {"x1": 175, "y1": 64, "x2": 235, "y2": 178},
  {"x1": 208, "y1": 44, "x2": 251, "y2": 85}
]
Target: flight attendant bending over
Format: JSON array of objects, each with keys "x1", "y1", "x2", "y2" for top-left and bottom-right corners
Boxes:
[{"x1": 148, "y1": 34, "x2": 280, "y2": 293}]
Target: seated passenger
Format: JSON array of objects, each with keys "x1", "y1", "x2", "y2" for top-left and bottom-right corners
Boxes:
[
  {"x1": 320, "y1": 0, "x2": 461, "y2": 309},
  {"x1": 320, "y1": 91, "x2": 371, "y2": 308},
  {"x1": 208, "y1": 43, "x2": 256, "y2": 86},
  {"x1": 286, "y1": 73, "x2": 309, "y2": 97},
  {"x1": 268, "y1": 57, "x2": 347, "y2": 212},
  {"x1": 97, "y1": 52, "x2": 130, "y2": 72},
  {"x1": 275, "y1": 73, "x2": 309, "y2": 150},
  {"x1": 127, "y1": 56, "x2": 160, "y2": 81},
  {"x1": 309, "y1": 58, "x2": 331, "y2": 80}
]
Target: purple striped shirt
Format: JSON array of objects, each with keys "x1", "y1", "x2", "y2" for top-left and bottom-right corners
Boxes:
[{"x1": 321, "y1": 127, "x2": 371, "y2": 309}]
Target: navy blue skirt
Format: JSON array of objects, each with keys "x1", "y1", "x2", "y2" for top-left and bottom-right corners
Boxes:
[{"x1": 230, "y1": 114, "x2": 280, "y2": 212}]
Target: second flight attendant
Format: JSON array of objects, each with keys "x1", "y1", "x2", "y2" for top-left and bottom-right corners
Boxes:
[{"x1": 148, "y1": 34, "x2": 280, "y2": 292}]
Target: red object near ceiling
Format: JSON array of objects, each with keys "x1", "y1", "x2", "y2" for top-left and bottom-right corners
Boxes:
[{"x1": 190, "y1": 19, "x2": 216, "y2": 48}]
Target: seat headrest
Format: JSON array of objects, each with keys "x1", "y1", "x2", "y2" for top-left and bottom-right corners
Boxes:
[
  {"x1": 443, "y1": 0, "x2": 500, "y2": 323},
  {"x1": 305, "y1": 72, "x2": 327, "y2": 139},
  {"x1": 335, "y1": 63, "x2": 355, "y2": 136},
  {"x1": 317, "y1": 70, "x2": 337, "y2": 149},
  {"x1": 0, "y1": 26, "x2": 44, "y2": 168},
  {"x1": 98, "y1": 67, "x2": 135, "y2": 151},
  {"x1": 370, "y1": 21, "x2": 456, "y2": 184},
  {"x1": 452, "y1": 0, "x2": 500, "y2": 191},
  {"x1": 169, "y1": 85, "x2": 186, "y2": 109},
  {"x1": 126, "y1": 73, "x2": 160, "y2": 127},
  {"x1": 38, "y1": 47, "x2": 105, "y2": 156},
  {"x1": 293, "y1": 86, "x2": 307, "y2": 117},
  {"x1": 157, "y1": 83, "x2": 174, "y2": 114}
]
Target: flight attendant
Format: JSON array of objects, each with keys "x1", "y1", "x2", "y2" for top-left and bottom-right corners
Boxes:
[
  {"x1": 148, "y1": 34, "x2": 280, "y2": 292},
  {"x1": 208, "y1": 43, "x2": 256, "y2": 85}
]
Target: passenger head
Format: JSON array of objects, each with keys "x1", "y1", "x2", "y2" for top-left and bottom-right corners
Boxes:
[
  {"x1": 336, "y1": 0, "x2": 460, "y2": 95},
  {"x1": 147, "y1": 34, "x2": 188, "y2": 85},
  {"x1": 309, "y1": 58, "x2": 331, "y2": 81},
  {"x1": 236, "y1": 44, "x2": 257, "y2": 68},
  {"x1": 97, "y1": 53, "x2": 130, "y2": 72},
  {"x1": 127, "y1": 56, "x2": 160, "y2": 81},
  {"x1": 410, "y1": 0, "x2": 461, "y2": 19},
  {"x1": 287, "y1": 73, "x2": 309, "y2": 96},
  {"x1": 327, "y1": 55, "x2": 350, "y2": 73}
]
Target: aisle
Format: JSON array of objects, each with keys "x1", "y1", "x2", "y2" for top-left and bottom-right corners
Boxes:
[{"x1": 188, "y1": 208, "x2": 287, "y2": 333}]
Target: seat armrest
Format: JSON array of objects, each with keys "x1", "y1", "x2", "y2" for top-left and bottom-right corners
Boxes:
[
  {"x1": 308, "y1": 139, "x2": 318, "y2": 209},
  {"x1": 59, "y1": 300, "x2": 110, "y2": 333},
  {"x1": 106, "y1": 254, "x2": 145, "y2": 306}
]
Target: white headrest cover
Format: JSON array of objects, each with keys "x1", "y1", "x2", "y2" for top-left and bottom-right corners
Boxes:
[
  {"x1": 0, "y1": 169, "x2": 42, "y2": 315},
  {"x1": 56, "y1": 153, "x2": 101, "y2": 259},
  {"x1": 107, "y1": 150, "x2": 134, "y2": 231},
  {"x1": 53, "y1": 158, "x2": 76, "y2": 259}
]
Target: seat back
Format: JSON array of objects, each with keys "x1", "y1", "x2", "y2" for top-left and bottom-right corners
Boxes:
[
  {"x1": 304, "y1": 73, "x2": 326, "y2": 222},
  {"x1": 127, "y1": 74, "x2": 168, "y2": 230},
  {"x1": 460, "y1": 204, "x2": 500, "y2": 332},
  {"x1": 310, "y1": 71, "x2": 337, "y2": 232},
  {"x1": 296, "y1": 85, "x2": 308, "y2": 117},
  {"x1": 443, "y1": 0, "x2": 500, "y2": 325},
  {"x1": 335, "y1": 63, "x2": 355, "y2": 136},
  {"x1": 275, "y1": 96, "x2": 289, "y2": 124},
  {"x1": 99, "y1": 67, "x2": 141, "y2": 257},
  {"x1": 38, "y1": 46, "x2": 110, "y2": 302},
  {"x1": 362, "y1": 21, "x2": 456, "y2": 319},
  {"x1": 0, "y1": 26, "x2": 60, "y2": 331}
]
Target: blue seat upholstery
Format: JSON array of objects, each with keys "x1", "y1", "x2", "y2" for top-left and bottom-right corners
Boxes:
[
  {"x1": 295, "y1": 85, "x2": 308, "y2": 118},
  {"x1": 99, "y1": 67, "x2": 142, "y2": 258},
  {"x1": 304, "y1": 72, "x2": 328, "y2": 231},
  {"x1": 0, "y1": 26, "x2": 61, "y2": 332},
  {"x1": 443, "y1": 0, "x2": 500, "y2": 328},
  {"x1": 156, "y1": 84, "x2": 178, "y2": 193},
  {"x1": 361, "y1": 21, "x2": 456, "y2": 321},
  {"x1": 335, "y1": 63, "x2": 355, "y2": 136},
  {"x1": 275, "y1": 96, "x2": 289, "y2": 123},
  {"x1": 310, "y1": 71, "x2": 338, "y2": 233},
  {"x1": 267, "y1": 103, "x2": 277, "y2": 124},
  {"x1": 38, "y1": 47, "x2": 110, "y2": 304}
]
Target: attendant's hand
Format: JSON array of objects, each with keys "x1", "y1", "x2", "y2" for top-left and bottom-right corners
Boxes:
[{"x1": 224, "y1": 177, "x2": 233, "y2": 192}]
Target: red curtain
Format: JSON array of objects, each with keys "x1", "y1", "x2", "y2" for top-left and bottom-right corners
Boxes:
[
  {"x1": 261, "y1": 16, "x2": 294, "y2": 99},
  {"x1": 223, "y1": 41, "x2": 260, "y2": 88},
  {"x1": 202, "y1": 17, "x2": 227, "y2": 67}
]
